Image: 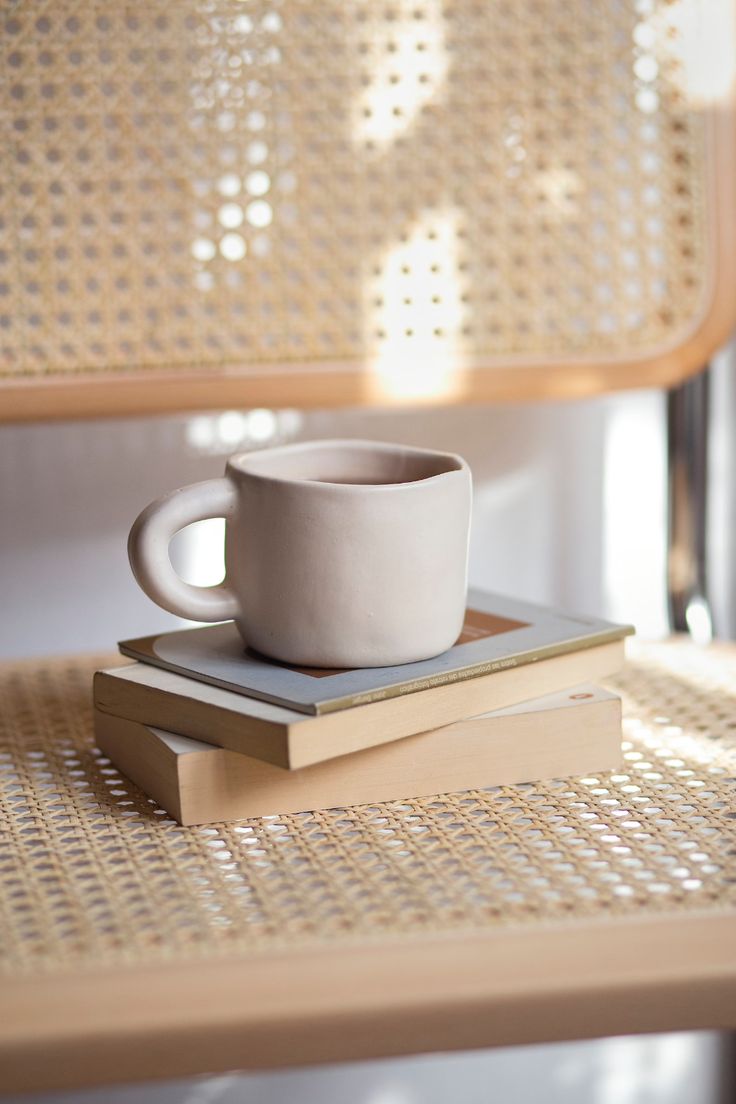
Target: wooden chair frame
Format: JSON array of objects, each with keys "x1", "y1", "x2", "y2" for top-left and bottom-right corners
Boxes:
[{"x1": 1, "y1": 14, "x2": 735, "y2": 421}]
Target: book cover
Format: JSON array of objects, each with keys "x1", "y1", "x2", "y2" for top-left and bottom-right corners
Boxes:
[
  {"x1": 95, "y1": 638, "x2": 626, "y2": 769},
  {"x1": 94, "y1": 685, "x2": 622, "y2": 826},
  {"x1": 119, "y1": 588, "x2": 633, "y2": 716}
]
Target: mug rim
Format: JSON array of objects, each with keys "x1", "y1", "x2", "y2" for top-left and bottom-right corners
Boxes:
[{"x1": 226, "y1": 438, "x2": 469, "y2": 490}]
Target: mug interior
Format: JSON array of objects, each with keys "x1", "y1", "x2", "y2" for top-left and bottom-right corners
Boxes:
[{"x1": 232, "y1": 442, "x2": 463, "y2": 486}]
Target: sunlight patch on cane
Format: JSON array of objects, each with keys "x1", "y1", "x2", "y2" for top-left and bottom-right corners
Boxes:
[
  {"x1": 366, "y1": 211, "x2": 467, "y2": 402},
  {"x1": 353, "y1": 0, "x2": 448, "y2": 148}
]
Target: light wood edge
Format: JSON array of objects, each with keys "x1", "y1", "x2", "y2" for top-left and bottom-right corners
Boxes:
[
  {"x1": 1, "y1": 105, "x2": 734, "y2": 423},
  {"x1": 0, "y1": 910, "x2": 733, "y2": 1095}
]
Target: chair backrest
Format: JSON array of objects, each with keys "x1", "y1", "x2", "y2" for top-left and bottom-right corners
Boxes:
[{"x1": 1, "y1": 0, "x2": 735, "y2": 421}]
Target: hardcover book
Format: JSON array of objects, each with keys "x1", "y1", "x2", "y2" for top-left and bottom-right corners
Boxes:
[
  {"x1": 95, "y1": 685, "x2": 622, "y2": 826},
  {"x1": 119, "y1": 589, "x2": 633, "y2": 715},
  {"x1": 95, "y1": 637, "x2": 626, "y2": 769}
]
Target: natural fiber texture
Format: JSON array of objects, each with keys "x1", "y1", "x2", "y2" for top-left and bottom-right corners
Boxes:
[
  {"x1": 1, "y1": 640, "x2": 734, "y2": 978},
  {"x1": 0, "y1": 0, "x2": 710, "y2": 384}
]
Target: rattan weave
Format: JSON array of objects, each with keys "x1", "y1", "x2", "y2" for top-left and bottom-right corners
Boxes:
[
  {"x1": 1, "y1": 640, "x2": 734, "y2": 980},
  {"x1": 1, "y1": 0, "x2": 732, "y2": 413}
]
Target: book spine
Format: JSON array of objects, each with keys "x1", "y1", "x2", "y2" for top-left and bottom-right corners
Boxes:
[{"x1": 315, "y1": 630, "x2": 629, "y2": 714}]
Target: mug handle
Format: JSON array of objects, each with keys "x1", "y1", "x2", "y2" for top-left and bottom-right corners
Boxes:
[{"x1": 128, "y1": 478, "x2": 240, "y2": 622}]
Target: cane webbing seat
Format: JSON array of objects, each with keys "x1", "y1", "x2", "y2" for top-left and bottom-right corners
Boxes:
[
  {"x1": 1, "y1": 0, "x2": 735, "y2": 419},
  {"x1": 0, "y1": 640, "x2": 734, "y2": 1093}
]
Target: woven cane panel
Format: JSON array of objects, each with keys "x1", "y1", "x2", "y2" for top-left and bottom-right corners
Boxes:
[
  {"x1": 0, "y1": 641, "x2": 734, "y2": 978},
  {"x1": 0, "y1": 0, "x2": 713, "y2": 392}
]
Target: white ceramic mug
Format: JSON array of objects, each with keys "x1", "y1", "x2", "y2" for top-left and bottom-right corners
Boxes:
[{"x1": 128, "y1": 439, "x2": 472, "y2": 668}]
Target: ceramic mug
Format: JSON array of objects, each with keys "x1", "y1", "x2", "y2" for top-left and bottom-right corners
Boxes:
[{"x1": 128, "y1": 439, "x2": 472, "y2": 668}]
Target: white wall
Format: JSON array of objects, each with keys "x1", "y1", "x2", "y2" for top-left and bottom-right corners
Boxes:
[
  {"x1": 1, "y1": 1032, "x2": 724, "y2": 1104},
  {"x1": 709, "y1": 345, "x2": 736, "y2": 639}
]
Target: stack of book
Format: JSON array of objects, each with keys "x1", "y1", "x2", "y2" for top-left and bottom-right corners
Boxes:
[{"x1": 93, "y1": 590, "x2": 633, "y2": 826}]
